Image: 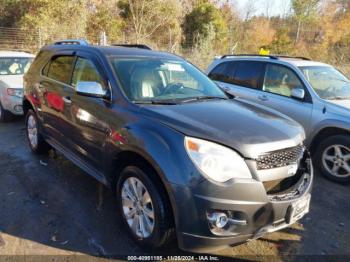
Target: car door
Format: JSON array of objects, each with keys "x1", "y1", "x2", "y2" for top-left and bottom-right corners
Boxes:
[
  {"x1": 259, "y1": 63, "x2": 313, "y2": 133},
  {"x1": 209, "y1": 60, "x2": 266, "y2": 102},
  {"x1": 66, "y1": 53, "x2": 110, "y2": 171},
  {"x1": 39, "y1": 53, "x2": 76, "y2": 147}
]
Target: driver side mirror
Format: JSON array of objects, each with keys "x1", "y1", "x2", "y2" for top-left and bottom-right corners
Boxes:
[
  {"x1": 76, "y1": 81, "x2": 108, "y2": 99},
  {"x1": 291, "y1": 88, "x2": 305, "y2": 100}
]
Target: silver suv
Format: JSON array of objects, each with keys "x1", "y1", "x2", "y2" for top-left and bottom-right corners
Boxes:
[{"x1": 207, "y1": 55, "x2": 350, "y2": 183}]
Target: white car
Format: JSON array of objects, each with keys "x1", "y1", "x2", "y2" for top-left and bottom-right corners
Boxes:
[{"x1": 0, "y1": 51, "x2": 35, "y2": 121}]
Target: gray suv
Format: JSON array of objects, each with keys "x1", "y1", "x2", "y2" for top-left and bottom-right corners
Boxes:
[
  {"x1": 24, "y1": 42, "x2": 312, "y2": 252},
  {"x1": 207, "y1": 55, "x2": 350, "y2": 183}
]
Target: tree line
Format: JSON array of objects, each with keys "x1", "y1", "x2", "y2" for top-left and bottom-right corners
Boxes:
[{"x1": 0, "y1": 0, "x2": 349, "y2": 70}]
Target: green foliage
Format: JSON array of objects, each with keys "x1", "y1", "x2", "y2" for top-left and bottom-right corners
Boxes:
[
  {"x1": 86, "y1": 5, "x2": 125, "y2": 44},
  {"x1": 19, "y1": 0, "x2": 88, "y2": 43},
  {"x1": 182, "y1": 0, "x2": 227, "y2": 49},
  {"x1": 270, "y1": 28, "x2": 293, "y2": 54},
  {"x1": 0, "y1": 0, "x2": 29, "y2": 27}
]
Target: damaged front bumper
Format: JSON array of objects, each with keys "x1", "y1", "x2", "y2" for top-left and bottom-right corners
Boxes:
[{"x1": 175, "y1": 152, "x2": 313, "y2": 253}]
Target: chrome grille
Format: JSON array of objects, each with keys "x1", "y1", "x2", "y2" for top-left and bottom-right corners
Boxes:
[{"x1": 257, "y1": 145, "x2": 304, "y2": 170}]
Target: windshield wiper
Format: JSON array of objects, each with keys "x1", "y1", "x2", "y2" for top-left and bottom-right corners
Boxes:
[
  {"x1": 133, "y1": 100, "x2": 178, "y2": 105},
  {"x1": 180, "y1": 96, "x2": 228, "y2": 103}
]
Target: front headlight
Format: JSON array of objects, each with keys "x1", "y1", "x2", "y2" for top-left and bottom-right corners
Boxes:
[
  {"x1": 185, "y1": 137, "x2": 252, "y2": 182},
  {"x1": 7, "y1": 88, "x2": 23, "y2": 98}
]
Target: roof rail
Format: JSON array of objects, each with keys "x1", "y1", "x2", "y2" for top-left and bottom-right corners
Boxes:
[
  {"x1": 53, "y1": 39, "x2": 89, "y2": 46},
  {"x1": 221, "y1": 54, "x2": 278, "y2": 60},
  {"x1": 220, "y1": 54, "x2": 311, "y2": 61},
  {"x1": 273, "y1": 55, "x2": 311, "y2": 61},
  {"x1": 112, "y1": 44, "x2": 152, "y2": 50}
]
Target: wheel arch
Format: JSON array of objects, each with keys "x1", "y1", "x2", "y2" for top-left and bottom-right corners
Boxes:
[
  {"x1": 111, "y1": 150, "x2": 177, "y2": 229},
  {"x1": 22, "y1": 98, "x2": 34, "y2": 116},
  {"x1": 310, "y1": 126, "x2": 350, "y2": 153}
]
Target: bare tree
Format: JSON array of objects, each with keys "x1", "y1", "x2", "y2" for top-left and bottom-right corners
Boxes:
[
  {"x1": 243, "y1": 1, "x2": 257, "y2": 21},
  {"x1": 120, "y1": 0, "x2": 181, "y2": 43}
]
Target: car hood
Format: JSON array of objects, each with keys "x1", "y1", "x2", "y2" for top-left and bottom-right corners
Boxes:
[
  {"x1": 0, "y1": 75, "x2": 24, "y2": 89},
  {"x1": 326, "y1": 99, "x2": 350, "y2": 110},
  {"x1": 141, "y1": 99, "x2": 305, "y2": 159}
]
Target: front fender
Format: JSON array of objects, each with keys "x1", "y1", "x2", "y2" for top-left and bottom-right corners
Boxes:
[
  {"x1": 107, "y1": 118, "x2": 203, "y2": 187},
  {"x1": 307, "y1": 119, "x2": 350, "y2": 146}
]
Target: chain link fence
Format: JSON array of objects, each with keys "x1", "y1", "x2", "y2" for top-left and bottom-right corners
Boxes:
[
  {"x1": 0, "y1": 27, "x2": 40, "y2": 52},
  {"x1": 0, "y1": 27, "x2": 107, "y2": 53}
]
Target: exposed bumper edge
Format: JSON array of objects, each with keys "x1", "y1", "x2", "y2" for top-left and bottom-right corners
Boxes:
[{"x1": 177, "y1": 232, "x2": 252, "y2": 253}]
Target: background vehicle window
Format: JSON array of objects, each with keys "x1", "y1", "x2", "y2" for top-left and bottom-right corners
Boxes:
[
  {"x1": 0, "y1": 57, "x2": 33, "y2": 75},
  {"x1": 47, "y1": 56, "x2": 75, "y2": 84},
  {"x1": 263, "y1": 64, "x2": 304, "y2": 97},
  {"x1": 233, "y1": 61, "x2": 264, "y2": 89},
  {"x1": 71, "y1": 57, "x2": 105, "y2": 88},
  {"x1": 208, "y1": 62, "x2": 237, "y2": 84}
]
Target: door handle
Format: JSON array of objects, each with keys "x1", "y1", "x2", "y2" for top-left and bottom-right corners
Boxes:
[
  {"x1": 258, "y1": 95, "x2": 269, "y2": 101},
  {"x1": 62, "y1": 96, "x2": 72, "y2": 104}
]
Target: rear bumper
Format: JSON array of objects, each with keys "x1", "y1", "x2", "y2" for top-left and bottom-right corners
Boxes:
[
  {"x1": 1, "y1": 95, "x2": 23, "y2": 115},
  {"x1": 173, "y1": 155, "x2": 313, "y2": 253}
]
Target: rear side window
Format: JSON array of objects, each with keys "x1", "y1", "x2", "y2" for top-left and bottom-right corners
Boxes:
[
  {"x1": 209, "y1": 62, "x2": 229, "y2": 81},
  {"x1": 208, "y1": 61, "x2": 237, "y2": 84},
  {"x1": 47, "y1": 56, "x2": 75, "y2": 84},
  {"x1": 233, "y1": 61, "x2": 264, "y2": 89}
]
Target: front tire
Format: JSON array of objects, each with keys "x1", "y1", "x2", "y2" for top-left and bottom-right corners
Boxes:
[
  {"x1": 314, "y1": 135, "x2": 350, "y2": 183},
  {"x1": 25, "y1": 109, "x2": 50, "y2": 154},
  {"x1": 116, "y1": 166, "x2": 174, "y2": 249}
]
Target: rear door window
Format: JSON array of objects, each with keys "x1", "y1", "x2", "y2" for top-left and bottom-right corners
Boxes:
[
  {"x1": 47, "y1": 56, "x2": 75, "y2": 84},
  {"x1": 232, "y1": 61, "x2": 265, "y2": 89}
]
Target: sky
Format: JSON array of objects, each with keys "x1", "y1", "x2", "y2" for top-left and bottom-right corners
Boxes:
[{"x1": 233, "y1": 0, "x2": 292, "y2": 18}]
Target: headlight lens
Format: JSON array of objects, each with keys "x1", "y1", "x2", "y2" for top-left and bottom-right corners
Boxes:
[
  {"x1": 185, "y1": 137, "x2": 252, "y2": 182},
  {"x1": 7, "y1": 88, "x2": 23, "y2": 98}
]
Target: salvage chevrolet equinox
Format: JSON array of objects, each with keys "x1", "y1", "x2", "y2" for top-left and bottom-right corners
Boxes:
[{"x1": 23, "y1": 40, "x2": 313, "y2": 252}]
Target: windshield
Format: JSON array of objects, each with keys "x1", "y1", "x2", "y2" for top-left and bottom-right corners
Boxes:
[
  {"x1": 299, "y1": 66, "x2": 350, "y2": 100},
  {"x1": 0, "y1": 57, "x2": 33, "y2": 76},
  {"x1": 110, "y1": 57, "x2": 227, "y2": 103}
]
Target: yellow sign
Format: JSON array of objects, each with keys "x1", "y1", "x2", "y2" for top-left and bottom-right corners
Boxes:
[{"x1": 259, "y1": 47, "x2": 270, "y2": 55}]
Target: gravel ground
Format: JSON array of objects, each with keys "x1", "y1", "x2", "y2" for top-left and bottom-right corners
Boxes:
[{"x1": 0, "y1": 118, "x2": 349, "y2": 261}]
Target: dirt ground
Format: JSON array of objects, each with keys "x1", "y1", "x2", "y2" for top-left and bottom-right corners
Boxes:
[{"x1": 0, "y1": 118, "x2": 349, "y2": 261}]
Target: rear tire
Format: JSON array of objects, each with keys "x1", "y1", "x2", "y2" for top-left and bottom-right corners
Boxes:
[
  {"x1": 25, "y1": 109, "x2": 50, "y2": 154},
  {"x1": 116, "y1": 165, "x2": 174, "y2": 250},
  {"x1": 0, "y1": 102, "x2": 12, "y2": 122},
  {"x1": 314, "y1": 135, "x2": 350, "y2": 183}
]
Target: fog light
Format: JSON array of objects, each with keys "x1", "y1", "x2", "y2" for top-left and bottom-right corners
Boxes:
[
  {"x1": 14, "y1": 105, "x2": 23, "y2": 112},
  {"x1": 208, "y1": 212, "x2": 228, "y2": 229}
]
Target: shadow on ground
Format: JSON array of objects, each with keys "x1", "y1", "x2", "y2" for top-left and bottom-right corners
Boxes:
[{"x1": 0, "y1": 119, "x2": 349, "y2": 261}]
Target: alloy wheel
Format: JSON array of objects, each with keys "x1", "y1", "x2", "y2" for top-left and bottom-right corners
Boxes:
[
  {"x1": 121, "y1": 177, "x2": 155, "y2": 239},
  {"x1": 27, "y1": 115, "x2": 38, "y2": 149},
  {"x1": 322, "y1": 144, "x2": 350, "y2": 178}
]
